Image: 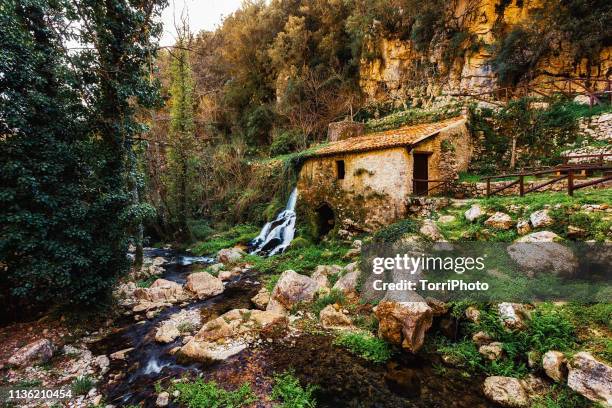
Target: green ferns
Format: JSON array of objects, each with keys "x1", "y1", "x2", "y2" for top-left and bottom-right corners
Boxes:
[{"x1": 271, "y1": 371, "x2": 318, "y2": 408}]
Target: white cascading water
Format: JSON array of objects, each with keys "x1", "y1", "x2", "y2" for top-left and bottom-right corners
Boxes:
[{"x1": 249, "y1": 188, "x2": 298, "y2": 256}]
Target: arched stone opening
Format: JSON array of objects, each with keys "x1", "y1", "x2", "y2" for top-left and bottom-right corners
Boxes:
[{"x1": 315, "y1": 203, "x2": 335, "y2": 238}]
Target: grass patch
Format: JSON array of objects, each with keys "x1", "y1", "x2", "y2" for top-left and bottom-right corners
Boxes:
[
  {"x1": 17, "y1": 379, "x2": 42, "y2": 388},
  {"x1": 172, "y1": 379, "x2": 256, "y2": 408},
  {"x1": 271, "y1": 371, "x2": 317, "y2": 408},
  {"x1": 190, "y1": 224, "x2": 259, "y2": 256},
  {"x1": 372, "y1": 219, "x2": 419, "y2": 243},
  {"x1": 311, "y1": 289, "x2": 345, "y2": 315},
  {"x1": 333, "y1": 331, "x2": 393, "y2": 363},
  {"x1": 244, "y1": 240, "x2": 350, "y2": 275},
  {"x1": 532, "y1": 385, "x2": 592, "y2": 408},
  {"x1": 436, "y1": 189, "x2": 612, "y2": 242},
  {"x1": 71, "y1": 376, "x2": 95, "y2": 395}
]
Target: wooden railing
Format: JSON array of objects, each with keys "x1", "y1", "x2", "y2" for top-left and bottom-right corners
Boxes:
[
  {"x1": 413, "y1": 179, "x2": 454, "y2": 196},
  {"x1": 483, "y1": 163, "x2": 612, "y2": 197}
]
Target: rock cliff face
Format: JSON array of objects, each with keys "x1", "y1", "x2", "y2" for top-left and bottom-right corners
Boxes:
[{"x1": 359, "y1": 0, "x2": 611, "y2": 104}]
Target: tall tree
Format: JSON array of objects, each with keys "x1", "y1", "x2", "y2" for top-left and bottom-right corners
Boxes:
[
  {"x1": 0, "y1": 0, "x2": 165, "y2": 321},
  {"x1": 164, "y1": 22, "x2": 198, "y2": 238}
]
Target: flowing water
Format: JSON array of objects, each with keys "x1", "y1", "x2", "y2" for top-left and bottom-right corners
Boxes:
[
  {"x1": 249, "y1": 188, "x2": 298, "y2": 256},
  {"x1": 91, "y1": 248, "x2": 497, "y2": 407}
]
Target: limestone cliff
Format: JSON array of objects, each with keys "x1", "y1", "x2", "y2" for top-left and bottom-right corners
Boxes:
[{"x1": 359, "y1": 0, "x2": 611, "y2": 104}]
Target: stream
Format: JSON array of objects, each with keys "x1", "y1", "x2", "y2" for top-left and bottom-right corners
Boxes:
[{"x1": 91, "y1": 249, "x2": 497, "y2": 408}]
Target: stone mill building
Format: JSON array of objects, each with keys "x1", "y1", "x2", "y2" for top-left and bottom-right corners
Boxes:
[{"x1": 297, "y1": 116, "x2": 472, "y2": 235}]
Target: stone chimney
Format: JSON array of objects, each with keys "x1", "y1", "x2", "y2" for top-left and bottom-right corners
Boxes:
[{"x1": 327, "y1": 121, "x2": 365, "y2": 142}]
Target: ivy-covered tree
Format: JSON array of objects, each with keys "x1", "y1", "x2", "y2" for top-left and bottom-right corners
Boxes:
[
  {"x1": 0, "y1": 0, "x2": 164, "y2": 321},
  {"x1": 163, "y1": 24, "x2": 199, "y2": 238}
]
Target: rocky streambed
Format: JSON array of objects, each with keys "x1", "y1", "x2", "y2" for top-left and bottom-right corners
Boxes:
[{"x1": 85, "y1": 249, "x2": 497, "y2": 408}]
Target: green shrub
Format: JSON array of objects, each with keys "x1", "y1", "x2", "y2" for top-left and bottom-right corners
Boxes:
[
  {"x1": 290, "y1": 237, "x2": 311, "y2": 249},
  {"x1": 312, "y1": 289, "x2": 345, "y2": 315},
  {"x1": 173, "y1": 379, "x2": 256, "y2": 408},
  {"x1": 333, "y1": 331, "x2": 393, "y2": 363},
  {"x1": 270, "y1": 130, "x2": 303, "y2": 156},
  {"x1": 188, "y1": 220, "x2": 213, "y2": 241},
  {"x1": 71, "y1": 376, "x2": 95, "y2": 395},
  {"x1": 489, "y1": 27, "x2": 546, "y2": 86},
  {"x1": 271, "y1": 371, "x2": 317, "y2": 408}
]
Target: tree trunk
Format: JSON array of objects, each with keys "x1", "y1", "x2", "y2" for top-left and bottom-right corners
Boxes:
[
  {"x1": 131, "y1": 174, "x2": 144, "y2": 268},
  {"x1": 509, "y1": 135, "x2": 518, "y2": 170}
]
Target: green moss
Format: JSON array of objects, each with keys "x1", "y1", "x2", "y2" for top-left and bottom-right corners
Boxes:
[
  {"x1": 364, "y1": 105, "x2": 463, "y2": 133},
  {"x1": 333, "y1": 331, "x2": 393, "y2": 363}
]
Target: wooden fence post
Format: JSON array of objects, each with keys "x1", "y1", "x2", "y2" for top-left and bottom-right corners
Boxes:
[
  {"x1": 486, "y1": 178, "x2": 491, "y2": 197},
  {"x1": 568, "y1": 169, "x2": 574, "y2": 196},
  {"x1": 519, "y1": 175, "x2": 525, "y2": 197}
]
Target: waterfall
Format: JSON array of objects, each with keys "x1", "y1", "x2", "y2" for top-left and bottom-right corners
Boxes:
[{"x1": 249, "y1": 188, "x2": 298, "y2": 256}]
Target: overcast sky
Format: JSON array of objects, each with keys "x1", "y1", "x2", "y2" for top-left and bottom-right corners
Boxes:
[{"x1": 159, "y1": 0, "x2": 243, "y2": 46}]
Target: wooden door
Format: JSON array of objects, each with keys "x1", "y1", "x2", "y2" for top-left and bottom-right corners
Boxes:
[{"x1": 413, "y1": 153, "x2": 429, "y2": 196}]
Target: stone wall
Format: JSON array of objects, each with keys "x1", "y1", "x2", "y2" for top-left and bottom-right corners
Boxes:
[{"x1": 297, "y1": 147, "x2": 411, "y2": 233}]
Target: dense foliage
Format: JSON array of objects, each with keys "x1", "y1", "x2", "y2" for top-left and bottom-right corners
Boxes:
[{"x1": 0, "y1": 0, "x2": 165, "y2": 321}]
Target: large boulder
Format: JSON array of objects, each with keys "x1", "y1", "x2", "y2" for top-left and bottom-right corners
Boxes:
[
  {"x1": 498, "y1": 303, "x2": 531, "y2": 330},
  {"x1": 374, "y1": 301, "x2": 433, "y2": 352},
  {"x1": 155, "y1": 323, "x2": 180, "y2": 344},
  {"x1": 8, "y1": 339, "x2": 54, "y2": 367},
  {"x1": 251, "y1": 287, "x2": 270, "y2": 310},
  {"x1": 332, "y1": 271, "x2": 360, "y2": 295},
  {"x1": 542, "y1": 350, "x2": 567, "y2": 382},
  {"x1": 216, "y1": 247, "x2": 245, "y2": 264},
  {"x1": 479, "y1": 342, "x2": 504, "y2": 360},
  {"x1": 180, "y1": 309, "x2": 287, "y2": 362},
  {"x1": 319, "y1": 305, "x2": 352, "y2": 329},
  {"x1": 483, "y1": 376, "x2": 547, "y2": 408},
  {"x1": 266, "y1": 270, "x2": 321, "y2": 314},
  {"x1": 311, "y1": 265, "x2": 342, "y2": 288},
  {"x1": 483, "y1": 376, "x2": 528, "y2": 407},
  {"x1": 465, "y1": 204, "x2": 484, "y2": 222},
  {"x1": 529, "y1": 210, "x2": 553, "y2": 229},
  {"x1": 516, "y1": 231, "x2": 561, "y2": 243},
  {"x1": 516, "y1": 220, "x2": 531, "y2": 236},
  {"x1": 507, "y1": 239, "x2": 578, "y2": 278},
  {"x1": 133, "y1": 279, "x2": 189, "y2": 303},
  {"x1": 419, "y1": 219, "x2": 444, "y2": 241},
  {"x1": 567, "y1": 352, "x2": 612, "y2": 406},
  {"x1": 155, "y1": 309, "x2": 201, "y2": 343},
  {"x1": 484, "y1": 212, "x2": 514, "y2": 230},
  {"x1": 185, "y1": 272, "x2": 224, "y2": 300}
]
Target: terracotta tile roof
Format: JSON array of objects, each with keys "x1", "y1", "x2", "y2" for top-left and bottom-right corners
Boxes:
[{"x1": 309, "y1": 116, "x2": 466, "y2": 158}]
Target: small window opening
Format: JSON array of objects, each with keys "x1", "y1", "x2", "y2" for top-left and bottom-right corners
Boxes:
[{"x1": 336, "y1": 160, "x2": 345, "y2": 180}]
